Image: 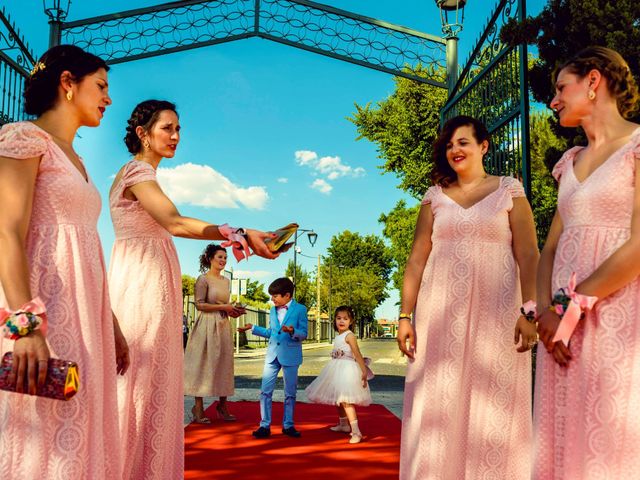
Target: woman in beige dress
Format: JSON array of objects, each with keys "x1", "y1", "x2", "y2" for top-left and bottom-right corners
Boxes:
[{"x1": 184, "y1": 244, "x2": 244, "y2": 423}]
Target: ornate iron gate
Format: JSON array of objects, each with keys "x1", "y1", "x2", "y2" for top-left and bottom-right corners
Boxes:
[
  {"x1": 0, "y1": 7, "x2": 35, "y2": 125},
  {"x1": 58, "y1": 0, "x2": 448, "y2": 88},
  {"x1": 441, "y1": 0, "x2": 530, "y2": 194}
]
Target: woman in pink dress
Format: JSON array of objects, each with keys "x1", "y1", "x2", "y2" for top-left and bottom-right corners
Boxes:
[
  {"x1": 535, "y1": 46, "x2": 640, "y2": 479},
  {"x1": 0, "y1": 45, "x2": 129, "y2": 479},
  {"x1": 108, "y1": 99, "x2": 278, "y2": 479},
  {"x1": 397, "y1": 115, "x2": 539, "y2": 479}
]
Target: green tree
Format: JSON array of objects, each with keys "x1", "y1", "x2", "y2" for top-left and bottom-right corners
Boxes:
[
  {"x1": 244, "y1": 279, "x2": 269, "y2": 303},
  {"x1": 326, "y1": 230, "x2": 393, "y2": 283},
  {"x1": 182, "y1": 274, "x2": 196, "y2": 296},
  {"x1": 529, "y1": 111, "x2": 567, "y2": 244},
  {"x1": 378, "y1": 200, "x2": 420, "y2": 292},
  {"x1": 349, "y1": 66, "x2": 448, "y2": 198},
  {"x1": 501, "y1": 0, "x2": 640, "y2": 145},
  {"x1": 285, "y1": 260, "x2": 315, "y2": 309}
]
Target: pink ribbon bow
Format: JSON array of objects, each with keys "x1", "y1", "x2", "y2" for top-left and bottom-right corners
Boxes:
[
  {"x1": 552, "y1": 273, "x2": 597, "y2": 346},
  {"x1": 218, "y1": 224, "x2": 251, "y2": 262},
  {"x1": 0, "y1": 297, "x2": 48, "y2": 335}
]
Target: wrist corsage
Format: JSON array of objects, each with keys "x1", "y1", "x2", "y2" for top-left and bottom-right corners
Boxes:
[
  {"x1": 0, "y1": 297, "x2": 47, "y2": 340},
  {"x1": 550, "y1": 272, "x2": 598, "y2": 346},
  {"x1": 219, "y1": 224, "x2": 251, "y2": 262},
  {"x1": 520, "y1": 300, "x2": 537, "y2": 323}
]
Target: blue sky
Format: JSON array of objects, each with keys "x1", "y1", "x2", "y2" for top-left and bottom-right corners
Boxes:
[{"x1": 5, "y1": 0, "x2": 546, "y2": 319}]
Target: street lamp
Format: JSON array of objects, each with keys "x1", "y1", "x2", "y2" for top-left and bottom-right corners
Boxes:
[
  {"x1": 292, "y1": 228, "x2": 317, "y2": 299},
  {"x1": 43, "y1": 0, "x2": 71, "y2": 47},
  {"x1": 435, "y1": 0, "x2": 468, "y2": 93}
]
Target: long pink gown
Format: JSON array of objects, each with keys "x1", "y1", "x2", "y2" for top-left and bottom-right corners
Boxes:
[
  {"x1": 533, "y1": 130, "x2": 640, "y2": 479},
  {"x1": 0, "y1": 122, "x2": 121, "y2": 479},
  {"x1": 108, "y1": 159, "x2": 183, "y2": 479},
  {"x1": 400, "y1": 176, "x2": 532, "y2": 480}
]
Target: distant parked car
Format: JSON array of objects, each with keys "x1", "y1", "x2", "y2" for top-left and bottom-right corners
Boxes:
[{"x1": 383, "y1": 332, "x2": 394, "y2": 338}]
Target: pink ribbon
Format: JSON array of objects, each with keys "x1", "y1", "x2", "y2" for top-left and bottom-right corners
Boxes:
[
  {"x1": 0, "y1": 296, "x2": 48, "y2": 335},
  {"x1": 218, "y1": 224, "x2": 251, "y2": 262},
  {"x1": 552, "y1": 273, "x2": 597, "y2": 346}
]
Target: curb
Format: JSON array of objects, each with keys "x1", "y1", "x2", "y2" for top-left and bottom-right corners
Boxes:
[{"x1": 234, "y1": 342, "x2": 331, "y2": 359}]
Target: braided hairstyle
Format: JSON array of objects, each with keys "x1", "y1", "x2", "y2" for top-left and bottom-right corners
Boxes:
[
  {"x1": 24, "y1": 45, "x2": 109, "y2": 116},
  {"x1": 199, "y1": 244, "x2": 227, "y2": 273},
  {"x1": 557, "y1": 46, "x2": 640, "y2": 119},
  {"x1": 124, "y1": 99, "x2": 178, "y2": 154}
]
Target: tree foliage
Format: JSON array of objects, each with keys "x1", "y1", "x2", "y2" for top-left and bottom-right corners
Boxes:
[
  {"x1": 501, "y1": 0, "x2": 640, "y2": 146},
  {"x1": 182, "y1": 274, "x2": 196, "y2": 296},
  {"x1": 378, "y1": 200, "x2": 420, "y2": 292},
  {"x1": 326, "y1": 230, "x2": 393, "y2": 283},
  {"x1": 244, "y1": 279, "x2": 270, "y2": 304},
  {"x1": 285, "y1": 260, "x2": 315, "y2": 309},
  {"x1": 349, "y1": 66, "x2": 448, "y2": 199}
]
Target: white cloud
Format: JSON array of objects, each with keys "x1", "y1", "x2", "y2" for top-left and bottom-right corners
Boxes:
[
  {"x1": 156, "y1": 162, "x2": 268, "y2": 210},
  {"x1": 294, "y1": 150, "x2": 318, "y2": 166},
  {"x1": 311, "y1": 179, "x2": 333, "y2": 194},
  {"x1": 295, "y1": 150, "x2": 365, "y2": 180},
  {"x1": 277, "y1": 177, "x2": 288, "y2": 183},
  {"x1": 233, "y1": 270, "x2": 272, "y2": 279}
]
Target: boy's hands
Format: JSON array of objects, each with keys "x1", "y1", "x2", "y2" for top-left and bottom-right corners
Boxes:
[
  {"x1": 281, "y1": 325, "x2": 294, "y2": 334},
  {"x1": 237, "y1": 323, "x2": 253, "y2": 332}
]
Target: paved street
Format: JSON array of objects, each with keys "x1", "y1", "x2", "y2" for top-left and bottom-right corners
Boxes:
[{"x1": 184, "y1": 338, "x2": 407, "y2": 426}]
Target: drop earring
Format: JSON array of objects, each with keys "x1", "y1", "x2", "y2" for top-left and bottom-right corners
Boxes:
[
  {"x1": 66, "y1": 90, "x2": 73, "y2": 101},
  {"x1": 143, "y1": 140, "x2": 150, "y2": 149},
  {"x1": 588, "y1": 90, "x2": 596, "y2": 100}
]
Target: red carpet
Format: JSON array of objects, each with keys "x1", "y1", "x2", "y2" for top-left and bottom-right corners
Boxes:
[{"x1": 184, "y1": 401, "x2": 401, "y2": 479}]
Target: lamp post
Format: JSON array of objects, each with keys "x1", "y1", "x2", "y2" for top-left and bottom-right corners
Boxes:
[
  {"x1": 43, "y1": 0, "x2": 71, "y2": 47},
  {"x1": 435, "y1": 0, "x2": 468, "y2": 94},
  {"x1": 292, "y1": 228, "x2": 317, "y2": 299}
]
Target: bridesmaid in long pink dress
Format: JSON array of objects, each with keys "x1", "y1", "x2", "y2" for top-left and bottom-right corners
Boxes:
[
  {"x1": 108, "y1": 100, "x2": 279, "y2": 479},
  {"x1": 397, "y1": 115, "x2": 539, "y2": 479},
  {"x1": 535, "y1": 46, "x2": 640, "y2": 479},
  {"x1": 0, "y1": 46, "x2": 129, "y2": 479}
]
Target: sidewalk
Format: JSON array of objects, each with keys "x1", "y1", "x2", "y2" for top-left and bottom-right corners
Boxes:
[{"x1": 233, "y1": 341, "x2": 332, "y2": 358}]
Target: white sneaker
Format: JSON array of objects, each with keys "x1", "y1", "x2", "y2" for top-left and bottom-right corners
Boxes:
[{"x1": 349, "y1": 433, "x2": 362, "y2": 444}]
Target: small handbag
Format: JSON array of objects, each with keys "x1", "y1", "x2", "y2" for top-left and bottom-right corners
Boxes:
[{"x1": 0, "y1": 352, "x2": 79, "y2": 400}]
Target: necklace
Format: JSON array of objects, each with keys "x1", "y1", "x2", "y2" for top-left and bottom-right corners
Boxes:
[{"x1": 458, "y1": 174, "x2": 488, "y2": 196}]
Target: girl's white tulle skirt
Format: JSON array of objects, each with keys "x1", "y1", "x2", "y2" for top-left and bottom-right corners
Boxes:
[{"x1": 305, "y1": 358, "x2": 372, "y2": 406}]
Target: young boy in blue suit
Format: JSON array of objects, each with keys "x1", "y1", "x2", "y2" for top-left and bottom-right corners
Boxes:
[{"x1": 238, "y1": 277, "x2": 308, "y2": 438}]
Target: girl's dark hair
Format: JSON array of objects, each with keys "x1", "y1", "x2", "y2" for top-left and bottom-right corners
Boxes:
[
  {"x1": 431, "y1": 115, "x2": 491, "y2": 187},
  {"x1": 332, "y1": 305, "x2": 355, "y2": 332},
  {"x1": 556, "y1": 46, "x2": 640, "y2": 119},
  {"x1": 24, "y1": 45, "x2": 109, "y2": 116},
  {"x1": 124, "y1": 99, "x2": 178, "y2": 154},
  {"x1": 199, "y1": 244, "x2": 227, "y2": 273}
]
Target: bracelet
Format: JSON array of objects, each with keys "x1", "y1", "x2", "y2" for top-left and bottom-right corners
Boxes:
[
  {"x1": 0, "y1": 297, "x2": 47, "y2": 340},
  {"x1": 520, "y1": 300, "x2": 537, "y2": 323},
  {"x1": 218, "y1": 224, "x2": 251, "y2": 262}
]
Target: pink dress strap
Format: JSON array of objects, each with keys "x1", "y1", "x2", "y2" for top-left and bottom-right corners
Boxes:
[
  {"x1": 0, "y1": 122, "x2": 48, "y2": 159},
  {"x1": 421, "y1": 185, "x2": 439, "y2": 205},
  {"x1": 121, "y1": 160, "x2": 157, "y2": 189},
  {"x1": 552, "y1": 146, "x2": 583, "y2": 181}
]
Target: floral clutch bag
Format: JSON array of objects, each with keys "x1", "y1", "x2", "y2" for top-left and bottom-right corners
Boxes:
[{"x1": 0, "y1": 352, "x2": 79, "y2": 401}]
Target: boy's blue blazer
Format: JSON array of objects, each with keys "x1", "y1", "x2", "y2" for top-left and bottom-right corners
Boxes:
[{"x1": 251, "y1": 300, "x2": 308, "y2": 366}]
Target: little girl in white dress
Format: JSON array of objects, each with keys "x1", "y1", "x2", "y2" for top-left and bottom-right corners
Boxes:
[{"x1": 305, "y1": 306, "x2": 372, "y2": 443}]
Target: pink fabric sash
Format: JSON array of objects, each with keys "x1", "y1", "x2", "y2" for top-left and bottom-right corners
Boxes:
[
  {"x1": 218, "y1": 224, "x2": 251, "y2": 262},
  {"x1": 0, "y1": 296, "x2": 48, "y2": 336},
  {"x1": 552, "y1": 273, "x2": 598, "y2": 346}
]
